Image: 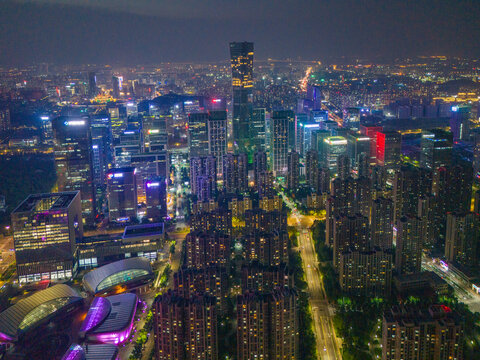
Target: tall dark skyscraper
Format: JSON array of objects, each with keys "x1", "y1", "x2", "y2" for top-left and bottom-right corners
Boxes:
[
  {"x1": 53, "y1": 116, "x2": 96, "y2": 223},
  {"x1": 88, "y1": 71, "x2": 97, "y2": 98},
  {"x1": 230, "y1": 42, "x2": 254, "y2": 148}
]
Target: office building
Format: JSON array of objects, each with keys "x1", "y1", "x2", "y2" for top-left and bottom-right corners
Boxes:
[
  {"x1": 376, "y1": 131, "x2": 401, "y2": 170},
  {"x1": 208, "y1": 111, "x2": 228, "y2": 175},
  {"x1": 445, "y1": 212, "x2": 479, "y2": 269},
  {"x1": 420, "y1": 130, "x2": 453, "y2": 170},
  {"x1": 131, "y1": 151, "x2": 169, "y2": 202},
  {"x1": 222, "y1": 153, "x2": 248, "y2": 194},
  {"x1": 114, "y1": 129, "x2": 143, "y2": 167},
  {"x1": 142, "y1": 114, "x2": 168, "y2": 152},
  {"x1": 347, "y1": 132, "x2": 371, "y2": 171},
  {"x1": 360, "y1": 125, "x2": 382, "y2": 165},
  {"x1": 90, "y1": 114, "x2": 113, "y2": 188},
  {"x1": 251, "y1": 108, "x2": 267, "y2": 151},
  {"x1": 188, "y1": 112, "x2": 209, "y2": 157},
  {"x1": 11, "y1": 192, "x2": 82, "y2": 283},
  {"x1": 106, "y1": 167, "x2": 137, "y2": 223},
  {"x1": 286, "y1": 151, "x2": 300, "y2": 190},
  {"x1": 53, "y1": 116, "x2": 95, "y2": 223},
  {"x1": 145, "y1": 177, "x2": 167, "y2": 222},
  {"x1": 450, "y1": 105, "x2": 470, "y2": 141},
  {"x1": 305, "y1": 149, "x2": 319, "y2": 190},
  {"x1": 230, "y1": 42, "x2": 254, "y2": 146},
  {"x1": 323, "y1": 136, "x2": 348, "y2": 174},
  {"x1": 382, "y1": 305, "x2": 464, "y2": 360},
  {"x1": 270, "y1": 111, "x2": 290, "y2": 175},
  {"x1": 395, "y1": 215, "x2": 423, "y2": 275},
  {"x1": 88, "y1": 71, "x2": 97, "y2": 97}
]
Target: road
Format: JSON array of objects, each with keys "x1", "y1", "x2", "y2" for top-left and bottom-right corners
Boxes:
[
  {"x1": 422, "y1": 257, "x2": 480, "y2": 313},
  {"x1": 281, "y1": 194, "x2": 342, "y2": 359}
]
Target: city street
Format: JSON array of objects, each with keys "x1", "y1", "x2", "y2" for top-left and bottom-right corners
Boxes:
[
  {"x1": 422, "y1": 257, "x2": 480, "y2": 313},
  {"x1": 282, "y1": 193, "x2": 342, "y2": 359}
]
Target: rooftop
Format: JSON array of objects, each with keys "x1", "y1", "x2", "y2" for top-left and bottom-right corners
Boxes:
[
  {"x1": 122, "y1": 222, "x2": 164, "y2": 239},
  {"x1": 12, "y1": 192, "x2": 80, "y2": 214}
]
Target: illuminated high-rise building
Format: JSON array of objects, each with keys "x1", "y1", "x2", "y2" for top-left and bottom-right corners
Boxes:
[
  {"x1": 222, "y1": 153, "x2": 248, "y2": 194},
  {"x1": 88, "y1": 71, "x2": 97, "y2": 98},
  {"x1": 420, "y1": 130, "x2": 453, "y2": 170},
  {"x1": 90, "y1": 113, "x2": 113, "y2": 188},
  {"x1": 371, "y1": 197, "x2": 394, "y2": 250},
  {"x1": 382, "y1": 305, "x2": 464, "y2": 360},
  {"x1": 305, "y1": 149, "x2": 319, "y2": 190},
  {"x1": 143, "y1": 114, "x2": 168, "y2": 152},
  {"x1": 106, "y1": 167, "x2": 137, "y2": 223},
  {"x1": 395, "y1": 215, "x2": 423, "y2": 275},
  {"x1": 230, "y1": 42, "x2": 254, "y2": 147},
  {"x1": 145, "y1": 176, "x2": 167, "y2": 222},
  {"x1": 109, "y1": 105, "x2": 128, "y2": 139},
  {"x1": 445, "y1": 212, "x2": 479, "y2": 269},
  {"x1": 236, "y1": 287, "x2": 299, "y2": 360},
  {"x1": 153, "y1": 292, "x2": 218, "y2": 360},
  {"x1": 286, "y1": 151, "x2": 300, "y2": 190},
  {"x1": 376, "y1": 131, "x2": 401, "y2": 170},
  {"x1": 347, "y1": 132, "x2": 371, "y2": 171},
  {"x1": 323, "y1": 136, "x2": 348, "y2": 174},
  {"x1": 11, "y1": 191, "x2": 83, "y2": 283},
  {"x1": 270, "y1": 111, "x2": 290, "y2": 175},
  {"x1": 251, "y1": 108, "x2": 266, "y2": 152},
  {"x1": 253, "y1": 150, "x2": 268, "y2": 187},
  {"x1": 208, "y1": 111, "x2": 228, "y2": 176},
  {"x1": 188, "y1": 112, "x2": 209, "y2": 157},
  {"x1": 53, "y1": 116, "x2": 96, "y2": 223},
  {"x1": 190, "y1": 156, "x2": 217, "y2": 201},
  {"x1": 112, "y1": 75, "x2": 120, "y2": 98}
]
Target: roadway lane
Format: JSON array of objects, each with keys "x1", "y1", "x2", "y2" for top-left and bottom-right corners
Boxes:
[{"x1": 282, "y1": 193, "x2": 342, "y2": 359}]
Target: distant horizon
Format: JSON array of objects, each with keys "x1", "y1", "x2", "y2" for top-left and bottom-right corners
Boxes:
[{"x1": 2, "y1": 0, "x2": 480, "y2": 66}]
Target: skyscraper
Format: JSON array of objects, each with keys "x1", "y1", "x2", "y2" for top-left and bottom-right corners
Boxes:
[
  {"x1": 53, "y1": 116, "x2": 96, "y2": 223},
  {"x1": 11, "y1": 192, "x2": 83, "y2": 283},
  {"x1": 253, "y1": 150, "x2": 268, "y2": 187},
  {"x1": 88, "y1": 71, "x2": 97, "y2": 98},
  {"x1": 270, "y1": 111, "x2": 290, "y2": 175},
  {"x1": 145, "y1": 176, "x2": 167, "y2": 222},
  {"x1": 376, "y1": 131, "x2": 401, "y2": 170},
  {"x1": 190, "y1": 156, "x2": 217, "y2": 201},
  {"x1": 305, "y1": 149, "x2": 319, "y2": 190},
  {"x1": 445, "y1": 212, "x2": 479, "y2": 269},
  {"x1": 395, "y1": 215, "x2": 423, "y2": 275},
  {"x1": 251, "y1": 108, "x2": 266, "y2": 152},
  {"x1": 188, "y1": 112, "x2": 209, "y2": 157},
  {"x1": 106, "y1": 167, "x2": 137, "y2": 222},
  {"x1": 286, "y1": 151, "x2": 300, "y2": 190},
  {"x1": 230, "y1": 42, "x2": 254, "y2": 148},
  {"x1": 323, "y1": 136, "x2": 348, "y2": 174},
  {"x1": 371, "y1": 197, "x2": 394, "y2": 250},
  {"x1": 208, "y1": 111, "x2": 228, "y2": 176},
  {"x1": 222, "y1": 153, "x2": 248, "y2": 194}
]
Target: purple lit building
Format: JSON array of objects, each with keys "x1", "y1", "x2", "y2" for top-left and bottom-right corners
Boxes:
[
  {"x1": 80, "y1": 293, "x2": 138, "y2": 345},
  {"x1": 61, "y1": 343, "x2": 119, "y2": 360}
]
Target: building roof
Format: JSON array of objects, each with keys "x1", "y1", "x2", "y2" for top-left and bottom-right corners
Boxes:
[
  {"x1": 61, "y1": 343, "x2": 119, "y2": 360},
  {"x1": 0, "y1": 284, "x2": 83, "y2": 341},
  {"x1": 122, "y1": 222, "x2": 164, "y2": 239},
  {"x1": 12, "y1": 192, "x2": 80, "y2": 213},
  {"x1": 89, "y1": 293, "x2": 137, "y2": 334},
  {"x1": 82, "y1": 257, "x2": 153, "y2": 294}
]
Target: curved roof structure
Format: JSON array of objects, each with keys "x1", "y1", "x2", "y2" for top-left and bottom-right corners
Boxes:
[
  {"x1": 0, "y1": 284, "x2": 82, "y2": 342},
  {"x1": 82, "y1": 257, "x2": 153, "y2": 294},
  {"x1": 61, "y1": 343, "x2": 118, "y2": 360}
]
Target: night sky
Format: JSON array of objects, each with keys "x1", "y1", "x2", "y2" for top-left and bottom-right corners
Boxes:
[{"x1": 1, "y1": 0, "x2": 480, "y2": 65}]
